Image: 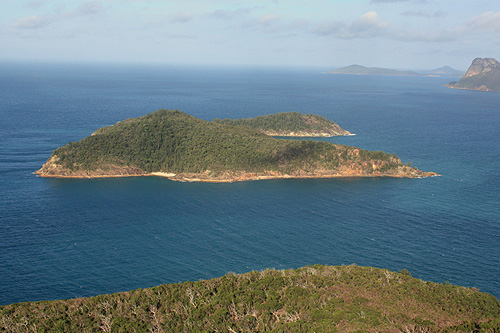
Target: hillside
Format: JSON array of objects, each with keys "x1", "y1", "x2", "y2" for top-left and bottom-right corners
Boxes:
[
  {"x1": 35, "y1": 109, "x2": 437, "y2": 181},
  {"x1": 329, "y1": 64, "x2": 421, "y2": 76},
  {"x1": 212, "y1": 112, "x2": 352, "y2": 137},
  {"x1": 429, "y1": 66, "x2": 463, "y2": 76},
  {"x1": 446, "y1": 58, "x2": 500, "y2": 91},
  {"x1": 1, "y1": 265, "x2": 499, "y2": 332}
]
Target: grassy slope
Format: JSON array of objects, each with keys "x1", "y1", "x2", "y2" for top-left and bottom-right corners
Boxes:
[
  {"x1": 42, "y1": 109, "x2": 410, "y2": 177},
  {"x1": 1, "y1": 265, "x2": 499, "y2": 332}
]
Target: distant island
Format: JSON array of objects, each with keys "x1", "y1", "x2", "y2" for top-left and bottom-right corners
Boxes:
[
  {"x1": 212, "y1": 112, "x2": 353, "y2": 137},
  {"x1": 329, "y1": 64, "x2": 463, "y2": 77},
  {"x1": 1, "y1": 265, "x2": 499, "y2": 332},
  {"x1": 446, "y1": 57, "x2": 500, "y2": 92},
  {"x1": 35, "y1": 109, "x2": 437, "y2": 182},
  {"x1": 427, "y1": 65, "x2": 464, "y2": 77},
  {"x1": 329, "y1": 64, "x2": 421, "y2": 76}
]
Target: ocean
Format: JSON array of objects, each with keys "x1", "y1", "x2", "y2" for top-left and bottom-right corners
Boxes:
[{"x1": 0, "y1": 62, "x2": 499, "y2": 305}]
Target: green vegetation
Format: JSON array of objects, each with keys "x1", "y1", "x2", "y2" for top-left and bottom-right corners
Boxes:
[
  {"x1": 212, "y1": 112, "x2": 351, "y2": 136},
  {"x1": 37, "y1": 109, "x2": 425, "y2": 179},
  {"x1": 1, "y1": 265, "x2": 499, "y2": 332}
]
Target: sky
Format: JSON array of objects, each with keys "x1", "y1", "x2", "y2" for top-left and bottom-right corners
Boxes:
[{"x1": 1, "y1": 0, "x2": 500, "y2": 70}]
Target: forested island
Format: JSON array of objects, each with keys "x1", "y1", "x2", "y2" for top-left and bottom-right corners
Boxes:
[
  {"x1": 1, "y1": 265, "x2": 499, "y2": 332},
  {"x1": 35, "y1": 109, "x2": 437, "y2": 182},
  {"x1": 213, "y1": 112, "x2": 353, "y2": 137}
]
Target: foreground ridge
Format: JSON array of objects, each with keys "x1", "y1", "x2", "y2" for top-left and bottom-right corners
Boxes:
[
  {"x1": 35, "y1": 109, "x2": 437, "y2": 181},
  {"x1": 1, "y1": 265, "x2": 499, "y2": 332}
]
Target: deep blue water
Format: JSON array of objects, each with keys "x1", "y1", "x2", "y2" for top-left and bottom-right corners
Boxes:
[{"x1": 1, "y1": 63, "x2": 499, "y2": 305}]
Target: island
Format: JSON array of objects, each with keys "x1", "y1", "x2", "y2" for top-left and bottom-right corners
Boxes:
[
  {"x1": 428, "y1": 65, "x2": 463, "y2": 77},
  {"x1": 1, "y1": 265, "x2": 499, "y2": 331},
  {"x1": 446, "y1": 57, "x2": 500, "y2": 92},
  {"x1": 212, "y1": 111, "x2": 353, "y2": 137},
  {"x1": 329, "y1": 64, "x2": 421, "y2": 76},
  {"x1": 329, "y1": 64, "x2": 463, "y2": 77},
  {"x1": 35, "y1": 109, "x2": 437, "y2": 182}
]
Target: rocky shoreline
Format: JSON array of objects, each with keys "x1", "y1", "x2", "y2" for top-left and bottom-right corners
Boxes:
[{"x1": 35, "y1": 158, "x2": 438, "y2": 182}]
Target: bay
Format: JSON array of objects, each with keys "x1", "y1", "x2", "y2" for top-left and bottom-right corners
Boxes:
[{"x1": 0, "y1": 62, "x2": 499, "y2": 305}]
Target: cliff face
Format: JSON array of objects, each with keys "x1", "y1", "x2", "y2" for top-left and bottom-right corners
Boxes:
[
  {"x1": 464, "y1": 58, "x2": 500, "y2": 77},
  {"x1": 446, "y1": 57, "x2": 500, "y2": 92}
]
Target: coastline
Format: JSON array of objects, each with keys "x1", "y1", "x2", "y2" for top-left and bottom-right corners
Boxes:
[{"x1": 35, "y1": 169, "x2": 439, "y2": 182}]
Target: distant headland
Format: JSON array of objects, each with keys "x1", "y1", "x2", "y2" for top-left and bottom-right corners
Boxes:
[
  {"x1": 446, "y1": 57, "x2": 500, "y2": 92},
  {"x1": 329, "y1": 64, "x2": 463, "y2": 77},
  {"x1": 35, "y1": 110, "x2": 437, "y2": 182}
]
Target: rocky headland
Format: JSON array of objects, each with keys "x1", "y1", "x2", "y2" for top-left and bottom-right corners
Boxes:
[{"x1": 446, "y1": 57, "x2": 500, "y2": 92}]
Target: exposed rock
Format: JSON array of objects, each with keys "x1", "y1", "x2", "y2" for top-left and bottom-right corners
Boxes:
[{"x1": 446, "y1": 57, "x2": 500, "y2": 92}]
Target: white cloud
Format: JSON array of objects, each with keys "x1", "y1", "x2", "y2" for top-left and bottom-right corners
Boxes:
[
  {"x1": 11, "y1": 15, "x2": 51, "y2": 29},
  {"x1": 11, "y1": 1, "x2": 103, "y2": 29},
  {"x1": 466, "y1": 11, "x2": 500, "y2": 32},
  {"x1": 312, "y1": 11, "x2": 389, "y2": 39},
  {"x1": 401, "y1": 10, "x2": 445, "y2": 18},
  {"x1": 311, "y1": 11, "x2": 455, "y2": 43}
]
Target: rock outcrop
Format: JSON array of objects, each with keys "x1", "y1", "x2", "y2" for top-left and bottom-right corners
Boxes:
[{"x1": 446, "y1": 58, "x2": 500, "y2": 92}]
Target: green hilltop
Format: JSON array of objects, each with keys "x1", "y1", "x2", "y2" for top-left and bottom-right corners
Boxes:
[
  {"x1": 1, "y1": 265, "x2": 499, "y2": 332},
  {"x1": 213, "y1": 112, "x2": 352, "y2": 137},
  {"x1": 35, "y1": 109, "x2": 436, "y2": 181}
]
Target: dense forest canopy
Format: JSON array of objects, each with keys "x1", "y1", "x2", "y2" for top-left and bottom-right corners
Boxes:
[{"x1": 212, "y1": 111, "x2": 351, "y2": 136}]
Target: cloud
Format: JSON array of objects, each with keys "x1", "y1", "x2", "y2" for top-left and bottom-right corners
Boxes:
[
  {"x1": 210, "y1": 8, "x2": 251, "y2": 20},
  {"x1": 466, "y1": 11, "x2": 500, "y2": 32},
  {"x1": 27, "y1": 1, "x2": 45, "y2": 9},
  {"x1": 11, "y1": 1, "x2": 103, "y2": 29},
  {"x1": 169, "y1": 12, "x2": 194, "y2": 24},
  {"x1": 76, "y1": 1, "x2": 103, "y2": 16},
  {"x1": 312, "y1": 11, "x2": 388, "y2": 39},
  {"x1": 401, "y1": 10, "x2": 445, "y2": 18},
  {"x1": 257, "y1": 14, "x2": 280, "y2": 26},
  {"x1": 11, "y1": 15, "x2": 51, "y2": 29},
  {"x1": 311, "y1": 11, "x2": 455, "y2": 42},
  {"x1": 288, "y1": 19, "x2": 309, "y2": 30}
]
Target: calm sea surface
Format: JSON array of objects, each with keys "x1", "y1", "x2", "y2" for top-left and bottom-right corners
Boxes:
[{"x1": 0, "y1": 63, "x2": 499, "y2": 305}]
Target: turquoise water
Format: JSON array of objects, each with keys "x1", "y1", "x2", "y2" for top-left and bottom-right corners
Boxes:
[{"x1": 0, "y1": 63, "x2": 499, "y2": 305}]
